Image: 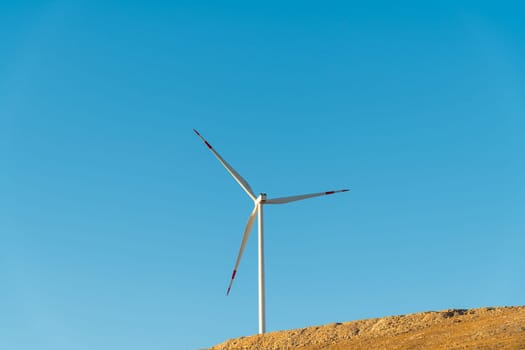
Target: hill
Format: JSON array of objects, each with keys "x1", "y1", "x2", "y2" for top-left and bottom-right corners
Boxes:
[{"x1": 209, "y1": 306, "x2": 525, "y2": 349}]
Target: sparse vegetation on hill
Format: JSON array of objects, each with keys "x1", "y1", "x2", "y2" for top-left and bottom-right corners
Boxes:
[{"x1": 209, "y1": 306, "x2": 525, "y2": 349}]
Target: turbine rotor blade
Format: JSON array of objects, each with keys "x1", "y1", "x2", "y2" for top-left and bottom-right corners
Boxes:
[
  {"x1": 193, "y1": 129, "x2": 256, "y2": 201},
  {"x1": 226, "y1": 204, "x2": 259, "y2": 295},
  {"x1": 265, "y1": 189, "x2": 349, "y2": 204}
]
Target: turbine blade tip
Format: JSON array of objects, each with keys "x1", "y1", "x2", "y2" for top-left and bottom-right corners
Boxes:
[{"x1": 193, "y1": 129, "x2": 200, "y2": 135}]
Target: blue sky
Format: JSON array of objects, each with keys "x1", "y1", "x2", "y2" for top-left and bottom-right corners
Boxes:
[{"x1": 2, "y1": 1, "x2": 524, "y2": 349}]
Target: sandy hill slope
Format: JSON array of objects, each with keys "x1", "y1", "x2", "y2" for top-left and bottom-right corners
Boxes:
[{"x1": 209, "y1": 306, "x2": 525, "y2": 349}]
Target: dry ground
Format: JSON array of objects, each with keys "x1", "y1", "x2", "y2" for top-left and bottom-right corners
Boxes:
[{"x1": 209, "y1": 306, "x2": 525, "y2": 350}]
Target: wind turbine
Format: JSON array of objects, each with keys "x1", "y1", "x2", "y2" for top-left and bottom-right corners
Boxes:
[{"x1": 193, "y1": 129, "x2": 348, "y2": 334}]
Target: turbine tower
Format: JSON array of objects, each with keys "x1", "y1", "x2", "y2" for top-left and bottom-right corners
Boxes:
[{"x1": 194, "y1": 129, "x2": 348, "y2": 334}]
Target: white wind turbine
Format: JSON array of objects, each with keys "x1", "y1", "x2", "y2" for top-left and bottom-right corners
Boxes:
[{"x1": 194, "y1": 129, "x2": 349, "y2": 334}]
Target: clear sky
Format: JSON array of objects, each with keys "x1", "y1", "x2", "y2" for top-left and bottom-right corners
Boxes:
[{"x1": 2, "y1": 1, "x2": 524, "y2": 349}]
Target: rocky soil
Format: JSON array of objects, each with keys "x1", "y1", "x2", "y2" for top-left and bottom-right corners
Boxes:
[{"x1": 209, "y1": 306, "x2": 525, "y2": 349}]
